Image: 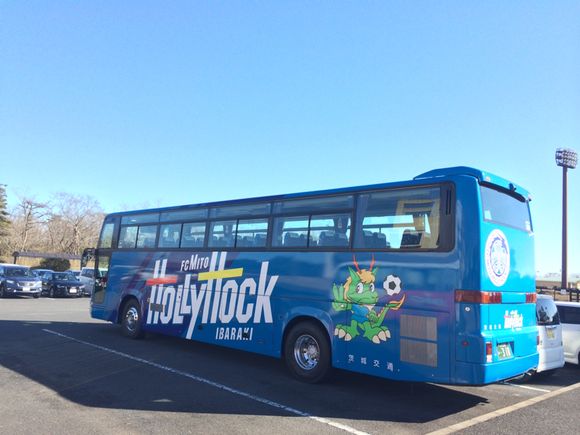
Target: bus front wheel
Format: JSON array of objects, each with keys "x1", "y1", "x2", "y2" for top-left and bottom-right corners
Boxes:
[
  {"x1": 121, "y1": 299, "x2": 144, "y2": 339},
  {"x1": 284, "y1": 321, "x2": 331, "y2": 383}
]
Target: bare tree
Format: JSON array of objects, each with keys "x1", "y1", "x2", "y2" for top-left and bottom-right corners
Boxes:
[
  {"x1": 12, "y1": 197, "x2": 49, "y2": 252},
  {"x1": 45, "y1": 193, "x2": 104, "y2": 255},
  {"x1": 6, "y1": 192, "x2": 104, "y2": 258}
]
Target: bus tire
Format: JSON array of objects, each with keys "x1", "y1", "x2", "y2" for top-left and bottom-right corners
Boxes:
[
  {"x1": 284, "y1": 321, "x2": 331, "y2": 383},
  {"x1": 121, "y1": 299, "x2": 144, "y2": 339}
]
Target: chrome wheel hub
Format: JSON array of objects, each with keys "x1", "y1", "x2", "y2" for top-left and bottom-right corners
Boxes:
[
  {"x1": 125, "y1": 306, "x2": 139, "y2": 332},
  {"x1": 294, "y1": 334, "x2": 320, "y2": 371}
]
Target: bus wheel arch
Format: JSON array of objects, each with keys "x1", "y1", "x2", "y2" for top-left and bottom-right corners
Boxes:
[
  {"x1": 119, "y1": 296, "x2": 145, "y2": 339},
  {"x1": 282, "y1": 317, "x2": 332, "y2": 383}
]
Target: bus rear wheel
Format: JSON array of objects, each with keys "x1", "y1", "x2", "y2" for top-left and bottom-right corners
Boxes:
[
  {"x1": 284, "y1": 321, "x2": 330, "y2": 383},
  {"x1": 121, "y1": 299, "x2": 144, "y2": 339}
]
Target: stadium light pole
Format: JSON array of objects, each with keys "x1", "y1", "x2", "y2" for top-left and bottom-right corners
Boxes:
[{"x1": 555, "y1": 148, "x2": 577, "y2": 290}]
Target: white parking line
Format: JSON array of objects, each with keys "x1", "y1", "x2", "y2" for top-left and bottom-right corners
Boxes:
[
  {"x1": 427, "y1": 380, "x2": 580, "y2": 435},
  {"x1": 42, "y1": 329, "x2": 369, "y2": 435},
  {"x1": 501, "y1": 382, "x2": 551, "y2": 393}
]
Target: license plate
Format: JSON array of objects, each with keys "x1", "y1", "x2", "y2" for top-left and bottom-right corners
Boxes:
[
  {"x1": 547, "y1": 328, "x2": 555, "y2": 339},
  {"x1": 70, "y1": 288, "x2": 77, "y2": 293},
  {"x1": 497, "y1": 343, "x2": 513, "y2": 360},
  {"x1": 22, "y1": 287, "x2": 30, "y2": 292}
]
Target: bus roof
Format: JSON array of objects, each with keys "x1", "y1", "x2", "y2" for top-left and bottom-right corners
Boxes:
[
  {"x1": 107, "y1": 166, "x2": 529, "y2": 217},
  {"x1": 415, "y1": 166, "x2": 530, "y2": 199}
]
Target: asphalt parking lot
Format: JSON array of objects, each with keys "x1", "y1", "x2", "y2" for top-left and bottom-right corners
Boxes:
[{"x1": 0, "y1": 297, "x2": 578, "y2": 435}]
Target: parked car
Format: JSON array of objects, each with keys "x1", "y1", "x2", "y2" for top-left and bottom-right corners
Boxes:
[
  {"x1": 555, "y1": 301, "x2": 580, "y2": 365},
  {"x1": 534, "y1": 294, "x2": 565, "y2": 375},
  {"x1": 67, "y1": 270, "x2": 81, "y2": 279},
  {"x1": 32, "y1": 268, "x2": 54, "y2": 279},
  {"x1": 68, "y1": 270, "x2": 88, "y2": 295},
  {"x1": 79, "y1": 267, "x2": 96, "y2": 296},
  {"x1": 79, "y1": 267, "x2": 106, "y2": 297},
  {"x1": 41, "y1": 271, "x2": 85, "y2": 298},
  {"x1": 0, "y1": 264, "x2": 42, "y2": 298}
]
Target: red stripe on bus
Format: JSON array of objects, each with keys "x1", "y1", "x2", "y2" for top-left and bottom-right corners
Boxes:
[{"x1": 146, "y1": 276, "x2": 178, "y2": 286}]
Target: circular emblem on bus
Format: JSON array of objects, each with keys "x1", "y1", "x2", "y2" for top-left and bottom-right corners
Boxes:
[{"x1": 485, "y1": 229, "x2": 510, "y2": 287}]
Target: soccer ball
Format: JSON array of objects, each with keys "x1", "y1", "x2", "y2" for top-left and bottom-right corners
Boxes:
[{"x1": 383, "y1": 275, "x2": 402, "y2": 296}]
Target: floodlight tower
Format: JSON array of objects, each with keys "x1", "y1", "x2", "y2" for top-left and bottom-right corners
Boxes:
[{"x1": 555, "y1": 148, "x2": 577, "y2": 290}]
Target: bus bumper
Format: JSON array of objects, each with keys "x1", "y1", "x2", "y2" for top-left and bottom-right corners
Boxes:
[{"x1": 454, "y1": 353, "x2": 539, "y2": 385}]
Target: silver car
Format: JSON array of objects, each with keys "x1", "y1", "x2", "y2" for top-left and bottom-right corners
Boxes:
[
  {"x1": 0, "y1": 264, "x2": 42, "y2": 298},
  {"x1": 79, "y1": 267, "x2": 97, "y2": 296}
]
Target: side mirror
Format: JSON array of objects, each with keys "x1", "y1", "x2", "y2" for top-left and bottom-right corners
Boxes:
[{"x1": 81, "y1": 248, "x2": 95, "y2": 268}]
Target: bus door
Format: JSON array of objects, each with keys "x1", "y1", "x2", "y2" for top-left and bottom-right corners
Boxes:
[
  {"x1": 91, "y1": 216, "x2": 118, "y2": 315},
  {"x1": 92, "y1": 251, "x2": 111, "y2": 305}
]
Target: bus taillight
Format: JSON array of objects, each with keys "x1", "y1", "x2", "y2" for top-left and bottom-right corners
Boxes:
[
  {"x1": 526, "y1": 293, "x2": 537, "y2": 303},
  {"x1": 455, "y1": 290, "x2": 502, "y2": 304},
  {"x1": 486, "y1": 341, "x2": 493, "y2": 363}
]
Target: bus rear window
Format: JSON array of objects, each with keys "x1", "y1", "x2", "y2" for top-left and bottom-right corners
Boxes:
[{"x1": 480, "y1": 185, "x2": 532, "y2": 232}]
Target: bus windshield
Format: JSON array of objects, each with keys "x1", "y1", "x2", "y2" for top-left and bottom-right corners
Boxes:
[{"x1": 480, "y1": 185, "x2": 532, "y2": 232}]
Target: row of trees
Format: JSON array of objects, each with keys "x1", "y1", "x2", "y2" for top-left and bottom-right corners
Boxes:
[{"x1": 0, "y1": 185, "x2": 104, "y2": 262}]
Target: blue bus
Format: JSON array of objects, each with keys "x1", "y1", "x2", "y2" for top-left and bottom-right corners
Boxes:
[{"x1": 86, "y1": 166, "x2": 538, "y2": 384}]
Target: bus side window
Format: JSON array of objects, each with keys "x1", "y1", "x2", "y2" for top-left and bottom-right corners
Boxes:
[
  {"x1": 355, "y1": 187, "x2": 441, "y2": 250},
  {"x1": 236, "y1": 218, "x2": 268, "y2": 248},
  {"x1": 181, "y1": 222, "x2": 206, "y2": 248},
  {"x1": 311, "y1": 214, "x2": 351, "y2": 247},
  {"x1": 136, "y1": 225, "x2": 158, "y2": 248},
  {"x1": 355, "y1": 193, "x2": 399, "y2": 249},
  {"x1": 159, "y1": 224, "x2": 181, "y2": 248},
  {"x1": 208, "y1": 221, "x2": 236, "y2": 248},
  {"x1": 119, "y1": 226, "x2": 138, "y2": 249},
  {"x1": 272, "y1": 216, "x2": 309, "y2": 248}
]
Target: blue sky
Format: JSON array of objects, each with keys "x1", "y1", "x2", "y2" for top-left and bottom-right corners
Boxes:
[{"x1": 1, "y1": 2, "x2": 579, "y2": 274}]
